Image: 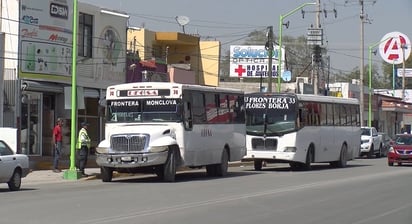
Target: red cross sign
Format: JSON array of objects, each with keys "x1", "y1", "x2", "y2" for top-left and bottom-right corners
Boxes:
[
  {"x1": 379, "y1": 31, "x2": 411, "y2": 65},
  {"x1": 234, "y1": 65, "x2": 246, "y2": 77}
]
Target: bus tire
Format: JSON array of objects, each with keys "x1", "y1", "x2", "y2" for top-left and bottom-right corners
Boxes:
[
  {"x1": 101, "y1": 167, "x2": 113, "y2": 182},
  {"x1": 163, "y1": 148, "x2": 176, "y2": 182},
  {"x1": 303, "y1": 147, "x2": 313, "y2": 171},
  {"x1": 331, "y1": 144, "x2": 347, "y2": 168},
  {"x1": 206, "y1": 165, "x2": 217, "y2": 176},
  {"x1": 215, "y1": 149, "x2": 229, "y2": 177},
  {"x1": 289, "y1": 162, "x2": 300, "y2": 170},
  {"x1": 254, "y1": 160, "x2": 263, "y2": 171}
]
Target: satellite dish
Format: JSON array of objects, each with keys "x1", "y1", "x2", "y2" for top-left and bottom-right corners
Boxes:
[{"x1": 175, "y1": 16, "x2": 190, "y2": 33}]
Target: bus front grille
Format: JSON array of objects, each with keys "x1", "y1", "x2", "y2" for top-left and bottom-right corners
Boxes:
[
  {"x1": 252, "y1": 138, "x2": 277, "y2": 151},
  {"x1": 111, "y1": 134, "x2": 148, "y2": 152}
]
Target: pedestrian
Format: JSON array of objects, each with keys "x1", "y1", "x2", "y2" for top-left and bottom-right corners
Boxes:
[
  {"x1": 76, "y1": 121, "x2": 91, "y2": 177},
  {"x1": 52, "y1": 118, "x2": 64, "y2": 173}
]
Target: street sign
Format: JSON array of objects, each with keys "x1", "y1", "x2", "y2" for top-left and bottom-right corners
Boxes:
[
  {"x1": 307, "y1": 28, "x2": 323, "y2": 46},
  {"x1": 379, "y1": 31, "x2": 411, "y2": 64},
  {"x1": 397, "y1": 68, "x2": 412, "y2": 77}
]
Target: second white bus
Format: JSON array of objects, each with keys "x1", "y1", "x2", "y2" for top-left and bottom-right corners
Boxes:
[
  {"x1": 96, "y1": 82, "x2": 246, "y2": 182},
  {"x1": 242, "y1": 92, "x2": 361, "y2": 170}
]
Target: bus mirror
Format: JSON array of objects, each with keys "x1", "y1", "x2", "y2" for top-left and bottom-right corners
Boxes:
[
  {"x1": 184, "y1": 118, "x2": 192, "y2": 129},
  {"x1": 99, "y1": 98, "x2": 106, "y2": 107}
]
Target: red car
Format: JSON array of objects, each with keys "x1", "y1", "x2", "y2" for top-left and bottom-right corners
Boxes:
[{"x1": 387, "y1": 134, "x2": 412, "y2": 166}]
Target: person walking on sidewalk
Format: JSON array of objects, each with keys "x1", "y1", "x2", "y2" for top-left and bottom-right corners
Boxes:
[
  {"x1": 52, "y1": 118, "x2": 64, "y2": 173},
  {"x1": 76, "y1": 121, "x2": 91, "y2": 177}
]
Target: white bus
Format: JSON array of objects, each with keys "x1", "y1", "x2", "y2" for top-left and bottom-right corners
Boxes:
[
  {"x1": 96, "y1": 82, "x2": 246, "y2": 182},
  {"x1": 242, "y1": 92, "x2": 361, "y2": 170}
]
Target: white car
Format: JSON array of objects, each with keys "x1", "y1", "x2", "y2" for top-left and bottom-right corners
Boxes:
[{"x1": 0, "y1": 140, "x2": 30, "y2": 191}]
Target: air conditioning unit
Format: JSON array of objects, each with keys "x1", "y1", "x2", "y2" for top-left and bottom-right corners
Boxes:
[{"x1": 296, "y1": 77, "x2": 309, "y2": 84}]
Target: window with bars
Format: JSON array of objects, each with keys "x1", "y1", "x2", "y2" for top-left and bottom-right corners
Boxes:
[{"x1": 78, "y1": 13, "x2": 93, "y2": 58}]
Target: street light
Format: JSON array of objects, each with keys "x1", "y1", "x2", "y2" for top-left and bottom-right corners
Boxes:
[
  {"x1": 277, "y1": 2, "x2": 316, "y2": 93},
  {"x1": 368, "y1": 37, "x2": 391, "y2": 127}
]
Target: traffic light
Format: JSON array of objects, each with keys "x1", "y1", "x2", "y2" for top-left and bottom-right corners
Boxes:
[
  {"x1": 312, "y1": 46, "x2": 322, "y2": 63},
  {"x1": 313, "y1": 53, "x2": 322, "y2": 63}
]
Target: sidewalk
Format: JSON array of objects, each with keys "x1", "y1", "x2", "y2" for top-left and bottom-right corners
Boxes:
[
  {"x1": 22, "y1": 168, "x2": 101, "y2": 185},
  {"x1": 22, "y1": 161, "x2": 252, "y2": 185}
]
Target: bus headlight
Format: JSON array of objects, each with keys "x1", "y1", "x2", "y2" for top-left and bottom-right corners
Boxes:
[
  {"x1": 96, "y1": 147, "x2": 109, "y2": 154},
  {"x1": 284, "y1": 147, "x2": 297, "y2": 152},
  {"x1": 149, "y1": 146, "x2": 169, "y2": 153}
]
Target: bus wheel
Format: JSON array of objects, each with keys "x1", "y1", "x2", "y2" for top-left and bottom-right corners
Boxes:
[
  {"x1": 101, "y1": 167, "x2": 113, "y2": 182},
  {"x1": 334, "y1": 144, "x2": 347, "y2": 168},
  {"x1": 163, "y1": 148, "x2": 177, "y2": 182},
  {"x1": 206, "y1": 165, "x2": 217, "y2": 176},
  {"x1": 303, "y1": 147, "x2": 313, "y2": 171},
  {"x1": 215, "y1": 149, "x2": 229, "y2": 177},
  {"x1": 254, "y1": 160, "x2": 263, "y2": 171},
  {"x1": 289, "y1": 162, "x2": 300, "y2": 170}
]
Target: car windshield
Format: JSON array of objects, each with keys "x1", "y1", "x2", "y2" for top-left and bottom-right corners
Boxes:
[
  {"x1": 395, "y1": 135, "x2": 412, "y2": 145},
  {"x1": 361, "y1": 128, "x2": 371, "y2": 135}
]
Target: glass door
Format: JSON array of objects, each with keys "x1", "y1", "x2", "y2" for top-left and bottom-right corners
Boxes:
[{"x1": 21, "y1": 92, "x2": 42, "y2": 155}]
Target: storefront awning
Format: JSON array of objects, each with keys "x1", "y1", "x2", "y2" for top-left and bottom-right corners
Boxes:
[
  {"x1": 381, "y1": 100, "x2": 412, "y2": 113},
  {"x1": 21, "y1": 81, "x2": 63, "y2": 93}
]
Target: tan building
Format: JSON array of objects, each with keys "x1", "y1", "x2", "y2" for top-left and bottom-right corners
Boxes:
[{"x1": 127, "y1": 28, "x2": 220, "y2": 86}]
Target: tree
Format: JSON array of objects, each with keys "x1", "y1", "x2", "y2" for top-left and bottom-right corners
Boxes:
[
  {"x1": 336, "y1": 63, "x2": 388, "y2": 88},
  {"x1": 382, "y1": 56, "x2": 412, "y2": 89}
]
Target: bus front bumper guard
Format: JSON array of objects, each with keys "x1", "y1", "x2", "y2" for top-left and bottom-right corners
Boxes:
[{"x1": 96, "y1": 151, "x2": 169, "y2": 168}]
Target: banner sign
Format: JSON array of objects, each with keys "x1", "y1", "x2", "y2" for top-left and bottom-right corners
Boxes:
[{"x1": 229, "y1": 45, "x2": 285, "y2": 78}]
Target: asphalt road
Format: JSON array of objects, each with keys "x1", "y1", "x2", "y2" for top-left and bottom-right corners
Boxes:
[{"x1": 1, "y1": 157, "x2": 411, "y2": 224}]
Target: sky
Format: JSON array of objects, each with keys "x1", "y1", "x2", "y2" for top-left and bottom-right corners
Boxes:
[{"x1": 81, "y1": 0, "x2": 412, "y2": 75}]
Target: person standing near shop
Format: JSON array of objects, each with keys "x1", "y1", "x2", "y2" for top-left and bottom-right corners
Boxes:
[
  {"x1": 76, "y1": 121, "x2": 91, "y2": 177},
  {"x1": 52, "y1": 118, "x2": 64, "y2": 173}
]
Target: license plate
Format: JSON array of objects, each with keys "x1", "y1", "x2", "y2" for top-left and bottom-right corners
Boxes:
[{"x1": 121, "y1": 156, "x2": 132, "y2": 162}]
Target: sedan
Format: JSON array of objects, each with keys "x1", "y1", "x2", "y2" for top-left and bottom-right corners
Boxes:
[
  {"x1": 387, "y1": 134, "x2": 412, "y2": 166},
  {"x1": 0, "y1": 140, "x2": 30, "y2": 190}
]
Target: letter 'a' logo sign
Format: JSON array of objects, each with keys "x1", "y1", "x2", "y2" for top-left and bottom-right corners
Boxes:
[{"x1": 379, "y1": 31, "x2": 411, "y2": 65}]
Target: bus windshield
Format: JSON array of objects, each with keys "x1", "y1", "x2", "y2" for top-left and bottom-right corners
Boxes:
[
  {"x1": 107, "y1": 98, "x2": 182, "y2": 123},
  {"x1": 245, "y1": 94, "x2": 297, "y2": 136}
]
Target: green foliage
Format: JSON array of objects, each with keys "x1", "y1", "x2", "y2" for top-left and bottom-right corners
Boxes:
[{"x1": 382, "y1": 57, "x2": 412, "y2": 89}]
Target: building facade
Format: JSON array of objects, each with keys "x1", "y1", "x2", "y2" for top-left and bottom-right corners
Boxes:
[
  {"x1": 1, "y1": 0, "x2": 128, "y2": 163},
  {"x1": 126, "y1": 28, "x2": 220, "y2": 86}
]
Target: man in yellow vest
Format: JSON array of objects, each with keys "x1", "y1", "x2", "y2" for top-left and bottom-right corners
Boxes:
[{"x1": 76, "y1": 121, "x2": 91, "y2": 176}]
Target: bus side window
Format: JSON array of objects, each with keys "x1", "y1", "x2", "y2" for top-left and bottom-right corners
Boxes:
[{"x1": 184, "y1": 102, "x2": 193, "y2": 130}]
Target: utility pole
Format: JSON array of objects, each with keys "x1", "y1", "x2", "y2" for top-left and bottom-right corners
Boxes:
[
  {"x1": 304, "y1": 0, "x2": 336, "y2": 95},
  {"x1": 313, "y1": 0, "x2": 321, "y2": 95},
  {"x1": 402, "y1": 44, "x2": 407, "y2": 100},
  {"x1": 359, "y1": 0, "x2": 365, "y2": 126},
  {"x1": 266, "y1": 26, "x2": 274, "y2": 93}
]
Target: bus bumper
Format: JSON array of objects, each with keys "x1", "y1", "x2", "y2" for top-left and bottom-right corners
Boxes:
[{"x1": 96, "y1": 151, "x2": 169, "y2": 168}]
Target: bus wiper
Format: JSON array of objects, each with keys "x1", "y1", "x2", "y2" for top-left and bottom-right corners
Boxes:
[{"x1": 263, "y1": 114, "x2": 268, "y2": 136}]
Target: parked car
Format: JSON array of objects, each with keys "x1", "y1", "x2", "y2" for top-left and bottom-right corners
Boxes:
[
  {"x1": 360, "y1": 127, "x2": 383, "y2": 158},
  {"x1": 387, "y1": 134, "x2": 412, "y2": 166},
  {"x1": 0, "y1": 140, "x2": 30, "y2": 191},
  {"x1": 378, "y1": 132, "x2": 392, "y2": 157}
]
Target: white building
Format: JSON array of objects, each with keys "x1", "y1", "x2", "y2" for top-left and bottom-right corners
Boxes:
[{"x1": 1, "y1": 0, "x2": 128, "y2": 161}]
